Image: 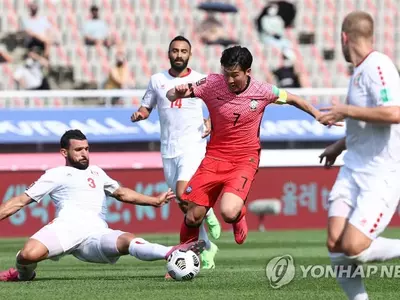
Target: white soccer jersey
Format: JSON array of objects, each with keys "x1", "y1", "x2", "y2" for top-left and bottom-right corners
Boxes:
[
  {"x1": 344, "y1": 51, "x2": 400, "y2": 173},
  {"x1": 141, "y1": 69, "x2": 207, "y2": 158},
  {"x1": 25, "y1": 165, "x2": 120, "y2": 223}
]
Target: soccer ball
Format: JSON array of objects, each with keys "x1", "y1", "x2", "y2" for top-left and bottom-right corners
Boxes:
[{"x1": 166, "y1": 249, "x2": 200, "y2": 281}]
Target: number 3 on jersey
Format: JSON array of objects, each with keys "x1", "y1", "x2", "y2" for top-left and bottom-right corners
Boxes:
[
  {"x1": 170, "y1": 98, "x2": 182, "y2": 108},
  {"x1": 88, "y1": 178, "x2": 96, "y2": 188}
]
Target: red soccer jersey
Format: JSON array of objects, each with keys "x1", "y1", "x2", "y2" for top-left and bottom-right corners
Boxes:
[{"x1": 192, "y1": 74, "x2": 278, "y2": 163}]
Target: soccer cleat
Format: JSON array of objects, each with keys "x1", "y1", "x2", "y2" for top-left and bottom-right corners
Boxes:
[
  {"x1": 232, "y1": 215, "x2": 248, "y2": 244},
  {"x1": 165, "y1": 240, "x2": 206, "y2": 260},
  {"x1": 0, "y1": 268, "x2": 35, "y2": 282},
  {"x1": 205, "y1": 210, "x2": 221, "y2": 240},
  {"x1": 200, "y1": 242, "x2": 219, "y2": 269}
]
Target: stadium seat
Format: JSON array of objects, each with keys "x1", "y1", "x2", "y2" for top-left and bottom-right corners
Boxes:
[
  {"x1": 0, "y1": 0, "x2": 399, "y2": 107},
  {"x1": 248, "y1": 199, "x2": 282, "y2": 232}
]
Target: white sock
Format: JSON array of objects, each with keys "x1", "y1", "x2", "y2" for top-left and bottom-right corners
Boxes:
[
  {"x1": 16, "y1": 251, "x2": 37, "y2": 281},
  {"x1": 128, "y1": 238, "x2": 172, "y2": 261},
  {"x1": 199, "y1": 221, "x2": 211, "y2": 250},
  {"x1": 329, "y1": 252, "x2": 368, "y2": 300},
  {"x1": 206, "y1": 208, "x2": 214, "y2": 218},
  {"x1": 349, "y1": 237, "x2": 400, "y2": 263}
]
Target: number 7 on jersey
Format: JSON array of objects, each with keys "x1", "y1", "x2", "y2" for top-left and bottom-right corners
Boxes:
[{"x1": 233, "y1": 113, "x2": 241, "y2": 126}]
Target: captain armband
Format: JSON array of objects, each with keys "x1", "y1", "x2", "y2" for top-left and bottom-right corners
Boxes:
[{"x1": 272, "y1": 86, "x2": 288, "y2": 104}]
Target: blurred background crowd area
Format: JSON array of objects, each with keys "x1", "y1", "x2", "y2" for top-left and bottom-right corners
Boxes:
[{"x1": 0, "y1": 0, "x2": 398, "y2": 107}]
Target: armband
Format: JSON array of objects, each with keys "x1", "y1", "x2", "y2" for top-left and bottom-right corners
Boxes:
[
  {"x1": 188, "y1": 83, "x2": 195, "y2": 98},
  {"x1": 272, "y1": 86, "x2": 288, "y2": 104}
]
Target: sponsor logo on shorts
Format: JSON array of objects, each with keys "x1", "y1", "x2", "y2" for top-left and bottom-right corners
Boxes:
[{"x1": 185, "y1": 186, "x2": 192, "y2": 194}]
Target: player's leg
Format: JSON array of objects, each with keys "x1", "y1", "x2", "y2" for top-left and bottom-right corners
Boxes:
[
  {"x1": 0, "y1": 223, "x2": 64, "y2": 282},
  {"x1": 176, "y1": 151, "x2": 221, "y2": 240},
  {"x1": 326, "y1": 166, "x2": 368, "y2": 300},
  {"x1": 72, "y1": 229, "x2": 205, "y2": 265},
  {"x1": 179, "y1": 157, "x2": 223, "y2": 245},
  {"x1": 220, "y1": 163, "x2": 257, "y2": 244},
  {"x1": 341, "y1": 170, "x2": 400, "y2": 264},
  {"x1": 175, "y1": 152, "x2": 220, "y2": 269},
  {"x1": 219, "y1": 192, "x2": 248, "y2": 244}
]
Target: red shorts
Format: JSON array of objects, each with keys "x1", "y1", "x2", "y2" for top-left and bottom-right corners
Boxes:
[{"x1": 180, "y1": 156, "x2": 258, "y2": 207}]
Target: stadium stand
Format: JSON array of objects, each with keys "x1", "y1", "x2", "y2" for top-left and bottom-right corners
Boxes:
[{"x1": 0, "y1": 0, "x2": 399, "y2": 106}]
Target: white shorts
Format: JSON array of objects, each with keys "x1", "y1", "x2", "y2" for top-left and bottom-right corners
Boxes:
[
  {"x1": 31, "y1": 218, "x2": 126, "y2": 264},
  {"x1": 162, "y1": 149, "x2": 205, "y2": 193},
  {"x1": 328, "y1": 166, "x2": 400, "y2": 239}
]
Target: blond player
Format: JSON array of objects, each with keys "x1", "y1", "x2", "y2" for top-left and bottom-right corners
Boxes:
[
  {"x1": 131, "y1": 36, "x2": 220, "y2": 270},
  {"x1": 319, "y1": 11, "x2": 400, "y2": 300},
  {"x1": 0, "y1": 130, "x2": 205, "y2": 282}
]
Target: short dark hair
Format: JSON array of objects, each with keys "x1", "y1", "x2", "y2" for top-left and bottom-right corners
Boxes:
[
  {"x1": 220, "y1": 46, "x2": 253, "y2": 71},
  {"x1": 60, "y1": 129, "x2": 87, "y2": 149},
  {"x1": 168, "y1": 36, "x2": 191, "y2": 51}
]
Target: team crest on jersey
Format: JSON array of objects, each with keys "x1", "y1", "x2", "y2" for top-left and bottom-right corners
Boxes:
[
  {"x1": 353, "y1": 72, "x2": 362, "y2": 87},
  {"x1": 185, "y1": 186, "x2": 192, "y2": 194},
  {"x1": 250, "y1": 99, "x2": 258, "y2": 111}
]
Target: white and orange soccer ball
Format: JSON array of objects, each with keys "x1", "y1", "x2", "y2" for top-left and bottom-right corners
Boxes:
[{"x1": 166, "y1": 249, "x2": 200, "y2": 281}]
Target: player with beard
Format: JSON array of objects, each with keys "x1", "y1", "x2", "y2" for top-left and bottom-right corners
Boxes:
[
  {"x1": 0, "y1": 130, "x2": 206, "y2": 282},
  {"x1": 131, "y1": 36, "x2": 221, "y2": 272}
]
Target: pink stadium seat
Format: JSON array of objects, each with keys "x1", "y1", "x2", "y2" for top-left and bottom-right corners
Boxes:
[{"x1": 4, "y1": 0, "x2": 19, "y2": 30}]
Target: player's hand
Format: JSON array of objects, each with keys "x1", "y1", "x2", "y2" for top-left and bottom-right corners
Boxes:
[
  {"x1": 319, "y1": 144, "x2": 342, "y2": 169},
  {"x1": 154, "y1": 188, "x2": 175, "y2": 207},
  {"x1": 317, "y1": 99, "x2": 346, "y2": 127},
  {"x1": 175, "y1": 84, "x2": 190, "y2": 98},
  {"x1": 202, "y1": 118, "x2": 211, "y2": 138},
  {"x1": 131, "y1": 111, "x2": 145, "y2": 122}
]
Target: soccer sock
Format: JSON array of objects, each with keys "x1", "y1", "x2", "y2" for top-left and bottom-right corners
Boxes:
[
  {"x1": 16, "y1": 252, "x2": 37, "y2": 281},
  {"x1": 348, "y1": 237, "x2": 400, "y2": 263},
  {"x1": 180, "y1": 216, "x2": 200, "y2": 244},
  {"x1": 329, "y1": 252, "x2": 368, "y2": 300},
  {"x1": 205, "y1": 208, "x2": 213, "y2": 217},
  {"x1": 128, "y1": 238, "x2": 172, "y2": 261},
  {"x1": 199, "y1": 221, "x2": 211, "y2": 250}
]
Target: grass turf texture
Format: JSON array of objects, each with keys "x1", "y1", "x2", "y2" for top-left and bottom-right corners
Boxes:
[{"x1": 1, "y1": 229, "x2": 400, "y2": 300}]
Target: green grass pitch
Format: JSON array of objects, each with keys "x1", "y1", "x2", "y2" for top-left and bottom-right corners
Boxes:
[{"x1": 1, "y1": 229, "x2": 400, "y2": 300}]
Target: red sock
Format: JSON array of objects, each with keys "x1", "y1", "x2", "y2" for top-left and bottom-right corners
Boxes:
[
  {"x1": 180, "y1": 217, "x2": 200, "y2": 244},
  {"x1": 235, "y1": 205, "x2": 247, "y2": 223}
]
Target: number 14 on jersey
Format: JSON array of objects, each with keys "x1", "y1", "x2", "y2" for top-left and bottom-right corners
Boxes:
[{"x1": 170, "y1": 98, "x2": 182, "y2": 108}]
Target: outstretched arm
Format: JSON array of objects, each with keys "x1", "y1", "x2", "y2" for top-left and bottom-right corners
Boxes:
[
  {"x1": 285, "y1": 92, "x2": 321, "y2": 119},
  {"x1": 0, "y1": 193, "x2": 33, "y2": 221},
  {"x1": 111, "y1": 187, "x2": 175, "y2": 207},
  {"x1": 166, "y1": 83, "x2": 194, "y2": 102},
  {"x1": 318, "y1": 101, "x2": 400, "y2": 125}
]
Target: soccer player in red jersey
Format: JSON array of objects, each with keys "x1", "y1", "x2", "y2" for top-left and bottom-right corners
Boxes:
[{"x1": 166, "y1": 46, "x2": 326, "y2": 245}]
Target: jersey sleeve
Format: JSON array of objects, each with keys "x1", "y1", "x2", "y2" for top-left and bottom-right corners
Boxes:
[
  {"x1": 366, "y1": 59, "x2": 400, "y2": 107},
  {"x1": 141, "y1": 77, "x2": 157, "y2": 109},
  {"x1": 99, "y1": 169, "x2": 120, "y2": 195},
  {"x1": 25, "y1": 170, "x2": 60, "y2": 203},
  {"x1": 191, "y1": 76, "x2": 209, "y2": 100},
  {"x1": 269, "y1": 85, "x2": 285, "y2": 104}
]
